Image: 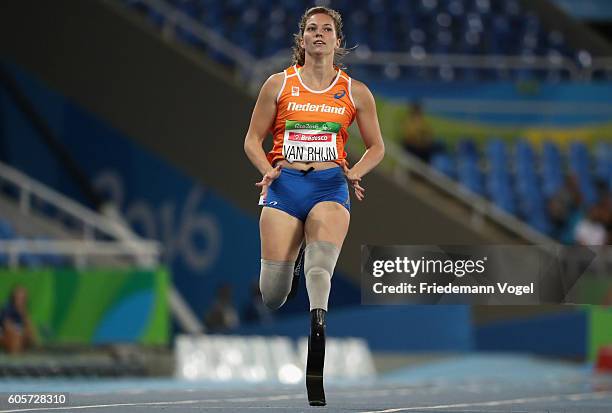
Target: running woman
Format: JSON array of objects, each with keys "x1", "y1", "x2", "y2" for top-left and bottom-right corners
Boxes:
[{"x1": 244, "y1": 6, "x2": 384, "y2": 406}]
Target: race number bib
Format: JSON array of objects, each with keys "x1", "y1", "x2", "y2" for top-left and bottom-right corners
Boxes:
[{"x1": 282, "y1": 121, "x2": 340, "y2": 163}]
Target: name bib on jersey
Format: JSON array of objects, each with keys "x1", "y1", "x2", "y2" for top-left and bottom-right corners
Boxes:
[{"x1": 282, "y1": 121, "x2": 340, "y2": 163}]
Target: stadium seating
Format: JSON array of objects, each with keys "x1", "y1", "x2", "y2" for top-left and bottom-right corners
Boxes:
[
  {"x1": 125, "y1": 0, "x2": 582, "y2": 82},
  {"x1": 484, "y1": 139, "x2": 517, "y2": 214},
  {"x1": 595, "y1": 142, "x2": 612, "y2": 186},
  {"x1": 431, "y1": 152, "x2": 455, "y2": 179},
  {"x1": 455, "y1": 139, "x2": 485, "y2": 196},
  {"x1": 568, "y1": 142, "x2": 598, "y2": 206},
  {"x1": 541, "y1": 141, "x2": 564, "y2": 198},
  {"x1": 431, "y1": 139, "x2": 611, "y2": 238}
]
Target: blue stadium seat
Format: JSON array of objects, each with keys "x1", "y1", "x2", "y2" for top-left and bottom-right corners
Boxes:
[
  {"x1": 569, "y1": 142, "x2": 589, "y2": 172},
  {"x1": 457, "y1": 143, "x2": 485, "y2": 196},
  {"x1": 145, "y1": 5, "x2": 166, "y2": 28},
  {"x1": 19, "y1": 251, "x2": 43, "y2": 268},
  {"x1": 0, "y1": 219, "x2": 16, "y2": 239},
  {"x1": 489, "y1": 186, "x2": 517, "y2": 214},
  {"x1": 568, "y1": 142, "x2": 596, "y2": 206},
  {"x1": 431, "y1": 152, "x2": 455, "y2": 178},
  {"x1": 457, "y1": 138, "x2": 479, "y2": 161},
  {"x1": 515, "y1": 141, "x2": 538, "y2": 191},
  {"x1": 485, "y1": 138, "x2": 507, "y2": 164},
  {"x1": 0, "y1": 219, "x2": 15, "y2": 266},
  {"x1": 526, "y1": 210, "x2": 552, "y2": 235},
  {"x1": 541, "y1": 141, "x2": 564, "y2": 198},
  {"x1": 482, "y1": 139, "x2": 519, "y2": 214},
  {"x1": 515, "y1": 139, "x2": 535, "y2": 164},
  {"x1": 488, "y1": 179, "x2": 517, "y2": 214},
  {"x1": 458, "y1": 164, "x2": 484, "y2": 195},
  {"x1": 513, "y1": 142, "x2": 552, "y2": 233},
  {"x1": 594, "y1": 141, "x2": 612, "y2": 189}
]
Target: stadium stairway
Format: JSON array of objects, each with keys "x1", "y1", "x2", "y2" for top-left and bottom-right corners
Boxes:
[
  {"x1": 0, "y1": 162, "x2": 142, "y2": 268},
  {"x1": 1, "y1": 0, "x2": 543, "y2": 284},
  {"x1": 0, "y1": 194, "x2": 75, "y2": 243}
]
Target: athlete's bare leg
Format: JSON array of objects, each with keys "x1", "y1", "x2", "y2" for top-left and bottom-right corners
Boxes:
[
  {"x1": 258, "y1": 207, "x2": 304, "y2": 309},
  {"x1": 304, "y1": 201, "x2": 350, "y2": 248},
  {"x1": 260, "y1": 207, "x2": 304, "y2": 261}
]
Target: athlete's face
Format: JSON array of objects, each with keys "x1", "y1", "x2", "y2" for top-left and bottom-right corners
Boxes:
[{"x1": 301, "y1": 13, "x2": 340, "y2": 58}]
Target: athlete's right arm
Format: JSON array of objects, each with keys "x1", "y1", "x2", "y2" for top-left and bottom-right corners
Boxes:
[{"x1": 244, "y1": 73, "x2": 284, "y2": 176}]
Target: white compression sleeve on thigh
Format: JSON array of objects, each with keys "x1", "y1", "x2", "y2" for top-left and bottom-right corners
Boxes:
[
  {"x1": 259, "y1": 259, "x2": 294, "y2": 310},
  {"x1": 304, "y1": 241, "x2": 340, "y2": 311}
]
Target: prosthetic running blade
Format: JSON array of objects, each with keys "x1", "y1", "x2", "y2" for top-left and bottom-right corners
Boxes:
[{"x1": 306, "y1": 309, "x2": 326, "y2": 406}]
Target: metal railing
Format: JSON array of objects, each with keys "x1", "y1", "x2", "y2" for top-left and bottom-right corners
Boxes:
[
  {"x1": 250, "y1": 50, "x2": 585, "y2": 89},
  {"x1": 121, "y1": 0, "x2": 256, "y2": 80},
  {"x1": 0, "y1": 161, "x2": 161, "y2": 268},
  {"x1": 0, "y1": 239, "x2": 158, "y2": 268}
]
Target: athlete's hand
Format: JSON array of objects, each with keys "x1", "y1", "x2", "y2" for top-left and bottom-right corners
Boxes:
[
  {"x1": 255, "y1": 164, "x2": 282, "y2": 200},
  {"x1": 343, "y1": 165, "x2": 365, "y2": 201}
]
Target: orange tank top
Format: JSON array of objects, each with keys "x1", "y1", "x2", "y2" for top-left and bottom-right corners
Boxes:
[{"x1": 267, "y1": 65, "x2": 357, "y2": 167}]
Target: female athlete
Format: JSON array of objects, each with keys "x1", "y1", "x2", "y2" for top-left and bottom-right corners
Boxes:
[{"x1": 243, "y1": 6, "x2": 384, "y2": 406}]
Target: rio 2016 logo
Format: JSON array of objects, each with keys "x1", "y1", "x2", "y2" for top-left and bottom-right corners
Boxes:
[{"x1": 94, "y1": 170, "x2": 221, "y2": 273}]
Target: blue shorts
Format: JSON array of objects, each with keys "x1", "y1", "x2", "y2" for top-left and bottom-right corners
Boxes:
[{"x1": 260, "y1": 166, "x2": 350, "y2": 222}]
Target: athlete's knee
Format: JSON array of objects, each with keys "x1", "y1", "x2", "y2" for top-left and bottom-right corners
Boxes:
[
  {"x1": 304, "y1": 241, "x2": 340, "y2": 311},
  {"x1": 259, "y1": 259, "x2": 294, "y2": 310},
  {"x1": 304, "y1": 241, "x2": 340, "y2": 277},
  {"x1": 304, "y1": 265, "x2": 331, "y2": 291}
]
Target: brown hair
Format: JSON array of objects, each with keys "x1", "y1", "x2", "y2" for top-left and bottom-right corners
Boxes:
[{"x1": 291, "y1": 7, "x2": 350, "y2": 68}]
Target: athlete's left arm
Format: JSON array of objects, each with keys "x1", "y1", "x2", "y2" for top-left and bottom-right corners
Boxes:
[{"x1": 347, "y1": 80, "x2": 385, "y2": 199}]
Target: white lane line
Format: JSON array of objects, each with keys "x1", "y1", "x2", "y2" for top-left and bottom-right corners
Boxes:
[
  {"x1": 358, "y1": 391, "x2": 612, "y2": 413},
  {"x1": 0, "y1": 386, "x2": 428, "y2": 413},
  {"x1": 3, "y1": 386, "x2": 610, "y2": 413},
  {"x1": 0, "y1": 393, "x2": 305, "y2": 413},
  {"x1": 0, "y1": 383, "x2": 446, "y2": 413}
]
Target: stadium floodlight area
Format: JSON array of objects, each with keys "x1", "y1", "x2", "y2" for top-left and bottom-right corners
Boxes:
[
  {"x1": 0, "y1": 160, "x2": 161, "y2": 269},
  {"x1": 175, "y1": 334, "x2": 375, "y2": 384}
]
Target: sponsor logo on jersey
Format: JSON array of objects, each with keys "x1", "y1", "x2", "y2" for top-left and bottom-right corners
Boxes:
[
  {"x1": 291, "y1": 86, "x2": 300, "y2": 96},
  {"x1": 287, "y1": 101, "x2": 346, "y2": 115},
  {"x1": 287, "y1": 132, "x2": 333, "y2": 142},
  {"x1": 334, "y1": 90, "x2": 346, "y2": 99}
]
